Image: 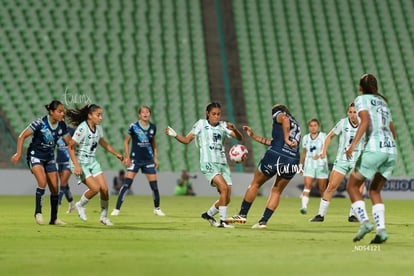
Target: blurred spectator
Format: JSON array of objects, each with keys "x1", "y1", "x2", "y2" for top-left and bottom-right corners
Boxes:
[{"x1": 175, "y1": 170, "x2": 196, "y2": 196}]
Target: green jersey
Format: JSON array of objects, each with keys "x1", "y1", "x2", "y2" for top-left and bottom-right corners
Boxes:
[
  {"x1": 302, "y1": 132, "x2": 328, "y2": 170},
  {"x1": 191, "y1": 119, "x2": 232, "y2": 164},
  {"x1": 331, "y1": 118, "x2": 362, "y2": 162},
  {"x1": 355, "y1": 94, "x2": 397, "y2": 154},
  {"x1": 72, "y1": 121, "x2": 104, "y2": 163}
]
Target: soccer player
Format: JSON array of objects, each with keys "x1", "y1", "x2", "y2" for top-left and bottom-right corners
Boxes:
[
  {"x1": 11, "y1": 100, "x2": 71, "y2": 225},
  {"x1": 165, "y1": 102, "x2": 243, "y2": 228},
  {"x1": 66, "y1": 104, "x2": 124, "y2": 226},
  {"x1": 299, "y1": 118, "x2": 328, "y2": 214},
  {"x1": 57, "y1": 126, "x2": 76, "y2": 213},
  {"x1": 229, "y1": 104, "x2": 301, "y2": 229},
  {"x1": 111, "y1": 105, "x2": 166, "y2": 217},
  {"x1": 310, "y1": 103, "x2": 364, "y2": 222},
  {"x1": 345, "y1": 74, "x2": 397, "y2": 243}
]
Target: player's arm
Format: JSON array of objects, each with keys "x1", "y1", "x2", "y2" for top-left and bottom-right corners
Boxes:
[
  {"x1": 67, "y1": 139, "x2": 81, "y2": 176},
  {"x1": 165, "y1": 126, "x2": 195, "y2": 144},
  {"x1": 277, "y1": 113, "x2": 297, "y2": 148},
  {"x1": 242, "y1": 125, "x2": 271, "y2": 146},
  {"x1": 389, "y1": 121, "x2": 396, "y2": 139},
  {"x1": 320, "y1": 130, "x2": 336, "y2": 159},
  {"x1": 226, "y1": 122, "x2": 243, "y2": 141},
  {"x1": 346, "y1": 110, "x2": 369, "y2": 159},
  {"x1": 300, "y1": 148, "x2": 307, "y2": 167},
  {"x1": 11, "y1": 128, "x2": 32, "y2": 164},
  {"x1": 123, "y1": 135, "x2": 132, "y2": 166},
  {"x1": 150, "y1": 136, "x2": 159, "y2": 168},
  {"x1": 99, "y1": 138, "x2": 124, "y2": 161}
]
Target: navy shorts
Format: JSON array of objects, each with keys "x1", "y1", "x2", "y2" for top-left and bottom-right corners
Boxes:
[
  {"x1": 258, "y1": 149, "x2": 300, "y2": 180},
  {"x1": 57, "y1": 162, "x2": 70, "y2": 172},
  {"x1": 127, "y1": 160, "x2": 156, "y2": 174},
  {"x1": 27, "y1": 156, "x2": 57, "y2": 173}
]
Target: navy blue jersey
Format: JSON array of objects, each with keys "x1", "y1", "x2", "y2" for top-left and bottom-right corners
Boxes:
[
  {"x1": 269, "y1": 110, "x2": 301, "y2": 158},
  {"x1": 128, "y1": 122, "x2": 156, "y2": 162},
  {"x1": 56, "y1": 127, "x2": 75, "y2": 163},
  {"x1": 27, "y1": 116, "x2": 69, "y2": 160}
]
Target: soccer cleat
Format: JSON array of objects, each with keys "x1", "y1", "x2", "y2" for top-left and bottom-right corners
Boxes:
[
  {"x1": 300, "y1": 208, "x2": 307, "y2": 215},
  {"x1": 110, "y1": 209, "x2": 120, "y2": 216},
  {"x1": 154, "y1": 208, "x2": 166, "y2": 216},
  {"x1": 75, "y1": 202, "x2": 87, "y2": 221},
  {"x1": 348, "y1": 215, "x2": 359, "y2": 222},
  {"x1": 201, "y1": 212, "x2": 219, "y2": 227},
  {"x1": 310, "y1": 214, "x2": 324, "y2": 222},
  {"x1": 353, "y1": 221, "x2": 374, "y2": 242},
  {"x1": 50, "y1": 218, "x2": 66, "y2": 225},
  {"x1": 225, "y1": 215, "x2": 247, "y2": 224},
  {"x1": 35, "y1": 213, "x2": 45, "y2": 225},
  {"x1": 251, "y1": 222, "x2": 267, "y2": 229},
  {"x1": 67, "y1": 202, "x2": 76, "y2": 214},
  {"x1": 100, "y1": 217, "x2": 113, "y2": 226},
  {"x1": 217, "y1": 220, "x2": 235, "y2": 228},
  {"x1": 370, "y1": 229, "x2": 388, "y2": 244}
]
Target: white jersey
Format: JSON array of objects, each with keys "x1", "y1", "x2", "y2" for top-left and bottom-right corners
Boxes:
[
  {"x1": 302, "y1": 132, "x2": 328, "y2": 169},
  {"x1": 72, "y1": 121, "x2": 104, "y2": 163},
  {"x1": 331, "y1": 118, "x2": 363, "y2": 162},
  {"x1": 191, "y1": 119, "x2": 232, "y2": 164},
  {"x1": 355, "y1": 94, "x2": 397, "y2": 154}
]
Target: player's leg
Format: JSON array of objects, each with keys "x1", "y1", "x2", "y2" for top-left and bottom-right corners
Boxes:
[
  {"x1": 46, "y1": 168, "x2": 64, "y2": 225},
  {"x1": 212, "y1": 174, "x2": 233, "y2": 228},
  {"x1": 145, "y1": 172, "x2": 165, "y2": 216},
  {"x1": 112, "y1": 168, "x2": 137, "y2": 215},
  {"x1": 300, "y1": 176, "x2": 313, "y2": 214},
  {"x1": 31, "y1": 164, "x2": 48, "y2": 225},
  {"x1": 93, "y1": 173, "x2": 113, "y2": 225},
  {"x1": 58, "y1": 167, "x2": 75, "y2": 213}
]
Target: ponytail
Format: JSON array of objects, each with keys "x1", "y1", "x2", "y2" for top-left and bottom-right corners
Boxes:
[{"x1": 66, "y1": 104, "x2": 101, "y2": 126}]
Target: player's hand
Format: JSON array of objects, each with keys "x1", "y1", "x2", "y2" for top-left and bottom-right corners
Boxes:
[
  {"x1": 116, "y1": 153, "x2": 124, "y2": 162},
  {"x1": 165, "y1": 126, "x2": 177, "y2": 137},
  {"x1": 242, "y1": 126, "x2": 253, "y2": 137},
  {"x1": 123, "y1": 157, "x2": 131, "y2": 167},
  {"x1": 11, "y1": 153, "x2": 21, "y2": 164},
  {"x1": 226, "y1": 122, "x2": 236, "y2": 131},
  {"x1": 345, "y1": 146, "x2": 354, "y2": 160},
  {"x1": 74, "y1": 164, "x2": 82, "y2": 177}
]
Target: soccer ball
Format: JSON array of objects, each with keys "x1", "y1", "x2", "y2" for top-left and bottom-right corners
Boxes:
[{"x1": 229, "y1": 144, "x2": 248, "y2": 163}]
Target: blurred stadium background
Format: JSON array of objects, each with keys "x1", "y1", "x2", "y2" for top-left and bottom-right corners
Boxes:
[{"x1": 1, "y1": 0, "x2": 413, "y2": 176}]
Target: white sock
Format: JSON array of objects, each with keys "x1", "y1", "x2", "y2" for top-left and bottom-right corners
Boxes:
[
  {"x1": 349, "y1": 206, "x2": 355, "y2": 217},
  {"x1": 79, "y1": 193, "x2": 90, "y2": 207},
  {"x1": 301, "y1": 196, "x2": 309, "y2": 209},
  {"x1": 207, "y1": 204, "x2": 219, "y2": 217},
  {"x1": 372, "y1": 203, "x2": 385, "y2": 231},
  {"x1": 218, "y1": 206, "x2": 228, "y2": 222},
  {"x1": 319, "y1": 198, "x2": 330, "y2": 216},
  {"x1": 100, "y1": 199, "x2": 109, "y2": 218},
  {"x1": 351, "y1": 200, "x2": 369, "y2": 223}
]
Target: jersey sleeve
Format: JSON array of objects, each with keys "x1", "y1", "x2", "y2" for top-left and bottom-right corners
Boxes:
[
  {"x1": 331, "y1": 119, "x2": 344, "y2": 136},
  {"x1": 354, "y1": 95, "x2": 367, "y2": 113},
  {"x1": 28, "y1": 118, "x2": 43, "y2": 133},
  {"x1": 127, "y1": 123, "x2": 134, "y2": 136},
  {"x1": 60, "y1": 121, "x2": 69, "y2": 138},
  {"x1": 302, "y1": 135, "x2": 308, "y2": 149},
  {"x1": 97, "y1": 125, "x2": 104, "y2": 139},
  {"x1": 72, "y1": 124, "x2": 87, "y2": 144},
  {"x1": 191, "y1": 120, "x2": 202, "y2": 136},
  {"x1": 219, "y1": 121, "x2": 233, "y2": 138}
]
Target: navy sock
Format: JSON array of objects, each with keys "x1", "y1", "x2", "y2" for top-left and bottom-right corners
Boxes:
[
  {"x1": 239, "y1": 200, "x2": 252, "y2": 216},
  {"x1": 35, "y1": 188, "x2": 45, "y2": 214},
  {"x1": 259, "y1": 208, "x2": 274, "y2": 224},
  {"x1": 149, "y1": 181, "x2": 160, "y2": 208},
  {"x1": 58, "y1": 186, "x2": 67, "y2": 205},
  {"x1": 65, "y1": 185, "x2": 73, "y2": 203},
  {"x1": 115, "y1": 178, "x2": 133, "y2": 210},
  {"x1": 50, "y1": 195, "x2": 59, "y2": 223}
]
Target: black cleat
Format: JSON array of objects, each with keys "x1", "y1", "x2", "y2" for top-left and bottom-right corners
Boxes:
[
  {"x1": 348, "y1": 215, "x2": 359, "y2": 222},
  {"x1": 310, "y1": 214, "x2": 324, "y2": 222},
  {"x1": 201, "y1": 212, "x2": 219, "y2": 227}
]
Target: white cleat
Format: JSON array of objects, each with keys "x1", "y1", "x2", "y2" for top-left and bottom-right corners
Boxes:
[
  {"x1": 110, "y1": 209, "x2": 120, "y2": 216},
  {"x1": 75, "y1": 202, "x2": 87, "y2": 221},
  {"x1": 51, "y1": 218, "x2": 66, "y2": 225},
  {"x1": 67, "y1": 202, "x2": 76, "y2": 214},
  {"x1": 100, "y1": 217, "x2": 113, "y2": 226},
  {"x1": 252, "y1": 222, "x2": 267, "y2": 229},
  {"x1": 35, "y1": 213, "x2": 45, "y2": 225},
  {"x1": 217, "y1": 221, "x2": 235, "y2": 228},
  {"x1": 154, "y1": 208, "x2": 166, "y2": 216}
]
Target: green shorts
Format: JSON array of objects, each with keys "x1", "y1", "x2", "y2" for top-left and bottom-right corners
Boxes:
[
  {"x1": 303, "y1": 165, "x2": 329, "y2": 179},
  {"x1": 332, "y1": 159, "x2": 356, "y2": 176},
  {"x1": 200, "y1": 162, "x2": 232, "y2": 186},
  {"x1": 355, "y1": 151, "x2": 397, "y2": 180},
  {"x1": 70, "y1": 160, "x2": 103, "y2": 181}
]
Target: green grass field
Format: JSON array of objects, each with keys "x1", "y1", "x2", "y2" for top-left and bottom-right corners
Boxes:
[{"x1": 0, "y1": 195, "x2": 412, "y2": 275}]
